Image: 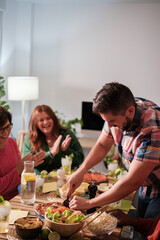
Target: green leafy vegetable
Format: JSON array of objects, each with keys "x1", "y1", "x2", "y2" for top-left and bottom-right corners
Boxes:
[{"x1": 0, "y1": 195, "x2": 4, "y2": 203}]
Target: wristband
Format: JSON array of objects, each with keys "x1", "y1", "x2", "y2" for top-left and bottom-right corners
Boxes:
[{"x1": 45, "y1": 150, "x2": 54, "y2": 159}]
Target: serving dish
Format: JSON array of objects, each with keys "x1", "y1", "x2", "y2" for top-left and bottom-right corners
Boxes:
[
  {"x1": 97, "y1": 182, "x2": 114, "y2": 192},
  {"x1": 86, "y1": 212, "x2": 117, "y2": 235},
  {"x1": 34, "y1": 202, "x2": 62, "y2": 219},
  {"x1": 83, "y1": 171, "x2": 108, "y2": 184},
  {"x1": 59, "y1": 183, "x2": 85, "y2": 199},
  {"x1": 45, "y1": 215, "x2": 84, "y2": 237},
  {"x1": 14, "y1": 217, "x2": 43, "y2": 239}
]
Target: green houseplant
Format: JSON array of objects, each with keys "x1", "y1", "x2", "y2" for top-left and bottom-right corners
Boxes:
[
  {"x1": 0, "y1": 76, "x2": 10, "y2": 110},
  {"x1": 55, "y1": 111, "x2": 83, "y2": 134}
]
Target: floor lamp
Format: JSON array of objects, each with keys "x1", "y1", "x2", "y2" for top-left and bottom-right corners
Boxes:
[{"x1": 8, "y1": 76, "x2": 39, "y2": 153}]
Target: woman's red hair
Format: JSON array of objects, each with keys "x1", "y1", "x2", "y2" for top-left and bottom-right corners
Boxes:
[{"x1": 29, "y1": 105, "x2": 67, "y2": 152}]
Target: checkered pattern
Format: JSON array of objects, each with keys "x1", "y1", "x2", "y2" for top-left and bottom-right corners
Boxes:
[{"x1": 103, "y1": 97, "x2": 160, "y2": 198}]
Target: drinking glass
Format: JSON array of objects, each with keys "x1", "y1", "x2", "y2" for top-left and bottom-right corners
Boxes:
[
  {"x1": 61, "y1": 157, "x2": 72, "y2": 175},
  {"x1": 0, "y1": 200, "x2": 11, "y2": 233}
]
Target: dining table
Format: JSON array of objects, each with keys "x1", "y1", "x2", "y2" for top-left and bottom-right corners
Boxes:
[{"x1": 0, "y1": 174, "x2": 135, "y2": 240}]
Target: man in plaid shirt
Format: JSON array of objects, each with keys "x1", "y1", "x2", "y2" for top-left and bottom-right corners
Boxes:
[{"x1": 68, "y1": 82, "x2": 160, "y2": 220}]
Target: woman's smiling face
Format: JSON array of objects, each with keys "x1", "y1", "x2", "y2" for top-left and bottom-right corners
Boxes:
[
  {"x1": 37, "y1": 111, "x2": 54, "y2": 136},
  {"x1": 0, "y1": 120, "x2": 12, "y2": 147}
]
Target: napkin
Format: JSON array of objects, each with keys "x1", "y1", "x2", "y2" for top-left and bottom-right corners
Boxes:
[
  {"x1": 9, "y1": 209, "x2": 28, "y2": 224},
  {"x1": 108, "y1": 199, "x2": 132, "y2": 212},
  {"x1": 120, "y1": 199, "x2": 132, "y2": 211},
  {"x1": 42, "y1": 181, "x2": 57, "y2": 193}
]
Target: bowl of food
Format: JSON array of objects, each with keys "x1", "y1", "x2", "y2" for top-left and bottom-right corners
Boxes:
[
  {"x1": 45, "y1": 206, "x2": 84, "y2": 237},
  {"x1": 14, "y1": 217, "x2": 43, "y2": 239},
  {"x1": 86, "y1": 212, "x2": 117, "y2": 236}
]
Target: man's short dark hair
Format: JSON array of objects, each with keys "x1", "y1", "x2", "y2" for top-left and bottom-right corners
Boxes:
[
  {"x1": 0, "y1": 106, "x2": 12, "y2": 127},
  {"x1": 93, "y1": 82, "x2": 135, "y2": 115}
]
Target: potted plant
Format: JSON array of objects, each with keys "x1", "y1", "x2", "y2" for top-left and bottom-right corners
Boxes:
[
  {"x1": 55, "y1": 111, "x2": 83, "y2": 134},
  {"x1": 0, "y1": 76, "x2": 10, "y2": 110}
]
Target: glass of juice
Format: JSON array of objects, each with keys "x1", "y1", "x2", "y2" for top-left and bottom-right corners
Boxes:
[
  {"x1": 61, "y1": 157, "x2": 72, "y2": 175},
  {"x1": 0, "y1": 199, "x2": 11, "y2": 233}
]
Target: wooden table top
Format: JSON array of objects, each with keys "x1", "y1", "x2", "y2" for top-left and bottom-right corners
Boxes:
[{"x1": 0, "y1": 181, "x2": 135, "y2": 240}]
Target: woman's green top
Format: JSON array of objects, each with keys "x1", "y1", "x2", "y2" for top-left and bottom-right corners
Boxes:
[{"x1": 23, "y1": 129, "x2": 84, "y2": 173}]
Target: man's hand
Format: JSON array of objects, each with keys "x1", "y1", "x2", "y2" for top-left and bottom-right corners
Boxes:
[
  {"x1": 61, "y1": 135, "x2": 71, "y2": 152},
  {"x1": 66, "y1": 169, "x2": 85, "y2": 197},
  {"x1": 69, "y1": 195, "x2": 92, "y2": 210}
]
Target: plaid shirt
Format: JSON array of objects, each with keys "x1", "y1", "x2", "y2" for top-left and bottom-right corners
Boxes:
[{"x1": 103, "y1": 97, "x2": 160, "y2": 198}]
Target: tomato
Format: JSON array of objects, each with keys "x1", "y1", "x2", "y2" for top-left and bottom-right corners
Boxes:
[
  {"x1": 71, "y1": 210, "x2": 82, "y2": 216},
  {"x1": 51, "y1": 208, "x2": 58, "y2": 214},
  {"x1": 58, "y1": 206, "x2": 67, "y2": 213},
  {"x1": 61, "y1": 216, "x2": 67, "y2": 222}
]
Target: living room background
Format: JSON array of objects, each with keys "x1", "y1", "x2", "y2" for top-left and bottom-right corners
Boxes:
[{"x1": 0, "y1": 0, "x2": 160, "y2": 138}]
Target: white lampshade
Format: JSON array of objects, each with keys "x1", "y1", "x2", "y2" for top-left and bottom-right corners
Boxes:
[{"x1": 8, "y1": 76, "x2": 39, "y2": 101}]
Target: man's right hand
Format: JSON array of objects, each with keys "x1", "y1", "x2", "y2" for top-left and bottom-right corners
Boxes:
[{"x1": 66, "y1": 169, "x2": 85, "y2": 196}]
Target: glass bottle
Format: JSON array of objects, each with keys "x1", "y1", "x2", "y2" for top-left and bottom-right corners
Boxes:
[{"x1": 21, "y1": 161, "x2": 36, "y2": 204}]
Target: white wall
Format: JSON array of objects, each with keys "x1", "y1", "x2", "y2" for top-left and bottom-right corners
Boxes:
[{"x1": 1, "y1": 0, "x2": 160, "y2": 138}]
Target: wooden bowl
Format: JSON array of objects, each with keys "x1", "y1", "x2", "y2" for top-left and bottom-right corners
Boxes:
[
  {"x1": 45, "y1": 215, "x2": 84, "y2": 237},
  {"x1": 14, "y1": 217, "x2": 43, "y2": 239}
]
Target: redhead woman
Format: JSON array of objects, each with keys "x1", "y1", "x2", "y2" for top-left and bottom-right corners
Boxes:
[
  {"x1": 0, "y1": 106, "x2": 45, "y2": 200},
  {"x1": 23, "y1": 105, "x2": 84, "y2": 173}
]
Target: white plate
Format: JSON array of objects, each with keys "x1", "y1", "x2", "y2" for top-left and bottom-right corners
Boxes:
[{"x1": 97, "y1": 183, "x2": 113, "y2": 192}]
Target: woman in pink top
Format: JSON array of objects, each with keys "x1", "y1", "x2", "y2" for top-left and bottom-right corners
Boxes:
[{"x1": 0, "y1": 106, "x2": 45, "y2": 200}]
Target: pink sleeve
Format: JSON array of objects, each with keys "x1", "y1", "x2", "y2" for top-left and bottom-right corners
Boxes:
[
  {"x1": 0, "y1": 169, "x2": 21, "y2": 194},
  {"x1": 0, "y1": 138, "x2": 21, "y2": 195},
  {"x1": 135, "y1": 217, "x2": 156, "y2": 236}
]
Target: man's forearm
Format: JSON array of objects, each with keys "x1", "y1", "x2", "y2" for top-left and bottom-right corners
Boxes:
[{"x1": 89, "y1": 175, "x2": 140, "y2": 208}]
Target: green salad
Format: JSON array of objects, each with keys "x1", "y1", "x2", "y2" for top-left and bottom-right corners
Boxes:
[{"x1": 46, "y1": 206, "x2": 84, "y2": 224}]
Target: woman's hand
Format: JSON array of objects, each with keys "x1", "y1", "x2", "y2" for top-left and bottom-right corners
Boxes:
[
  {"x1": 61, "y1": 134, "x2": 71, "y2": 152},
  {"x1": 16, "y1": 153, "x2": 25, "y2": 175},
  {"x1": 16, "y1": 152, "x2": 37, "y2": 175},
  {"x1": 20, "y1": 151, "x2": 46, "y2": 168},
  {"x1": 50, "y1": 135, "x2": 62, "y2": 156},
  {"x1": 69, "y1": 195, "x2": 91, "y2": 210},
  {"x1": 31, "y1": 151, "x2": 46, "y2": 167}
]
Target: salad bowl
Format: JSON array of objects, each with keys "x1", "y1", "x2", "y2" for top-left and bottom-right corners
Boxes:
[
  {"x1": 44, "y1": 206, "x2": 84, "y2": 237},
  {"x1": 45, "y1": 217, "x2": 84, "y2": 237}
]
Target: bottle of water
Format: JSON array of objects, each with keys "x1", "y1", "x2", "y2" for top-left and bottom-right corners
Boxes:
[{"x1": 21, "y1": 161, "x2": 36, "y2": 204}]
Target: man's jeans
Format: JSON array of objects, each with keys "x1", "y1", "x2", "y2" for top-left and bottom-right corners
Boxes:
[{"x1": 136, "y1": 186, "x2": 160, "y2": 219}]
